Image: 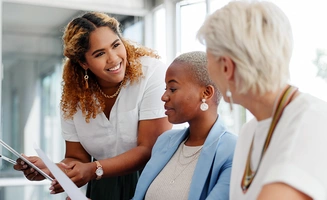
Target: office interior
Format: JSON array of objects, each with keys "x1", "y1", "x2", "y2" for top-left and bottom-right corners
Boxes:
[{"x1": 0, "y1": 0, "x2": 326, "y2": 199}]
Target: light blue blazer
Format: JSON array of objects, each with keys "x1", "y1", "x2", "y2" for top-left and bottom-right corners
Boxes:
[{"x1": 133, "y1": 117, "x2": 237, "y2": 200}]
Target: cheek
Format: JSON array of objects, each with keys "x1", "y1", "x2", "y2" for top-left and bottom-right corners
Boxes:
[
  {"x1": 119, "y1": 46, "x2": 127, "y2": 59},
  {"x1": 88, "y1": 59, "x2": 106, "y2": 71}
]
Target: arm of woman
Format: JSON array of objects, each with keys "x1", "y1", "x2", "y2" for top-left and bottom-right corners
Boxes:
[
  {"x1": 62, "y1": 141, "x2": 91, "y2": 164},
  {"x1": 257, "y1": 183, "x2": 312, "y2": 200},
  {"x1": 51, "y1": 117, "x2": 172, "y2": 194}
]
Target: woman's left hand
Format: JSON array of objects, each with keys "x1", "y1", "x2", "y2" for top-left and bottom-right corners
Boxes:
[{"x1": 50, "y1": 161, "x2": 95, "y2": 194}]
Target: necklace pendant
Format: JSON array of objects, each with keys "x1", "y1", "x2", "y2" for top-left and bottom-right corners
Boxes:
[
  {"x1": 245, "y1": 174, "x2": 253, "y2": 181},
  {"x1": 170, "y1": 180, "x2": 175, "y2": 184}
]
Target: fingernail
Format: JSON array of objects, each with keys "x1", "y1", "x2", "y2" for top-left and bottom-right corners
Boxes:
[
  {"x1": 23, "y1": 165, "x2": 27, "y2": 168},
  {"x1": 50, "y1": 191, "x2": 55, "y2": 194},
  {"x1": 21, "y1": 161, "x2": 25, "y2": 165},
  {"x1": 49, "y1": 186, "x2": 54, "y2": 190}
]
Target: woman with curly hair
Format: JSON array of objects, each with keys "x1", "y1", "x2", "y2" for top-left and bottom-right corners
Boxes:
[{"x1": 14, "y1": 12, "x2": 172, "y2": 200}]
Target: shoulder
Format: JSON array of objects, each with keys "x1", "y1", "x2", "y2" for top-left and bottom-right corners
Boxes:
[
  {"x1": 216, "y1": 131, "x2": 237, "y2": 159},
  {"x1": 151, "y1": 129, "x2": 186, "y2": 151},
  {"x1": 220, "y1": 131, "x2": 238, "y2": 146},
  {"x1": 282, "y1": 93, "x2": 327, "y2": 130},
  {"x1": 208, "y1": 117, "x2": 238, "y2": 147},
  {"x1": 157, "y1": 128, "x2": 185, "y2": 143},
  {"x1": 287, "y1": 93, "x2": 327, "y2": 114}
]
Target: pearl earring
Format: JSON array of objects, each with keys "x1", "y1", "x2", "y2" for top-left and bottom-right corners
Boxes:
[{"x1": 200, "y1": 99, "x2": 209, "y2": 111}]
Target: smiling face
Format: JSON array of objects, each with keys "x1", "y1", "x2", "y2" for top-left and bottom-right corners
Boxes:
[
  {"x1": 83, "y1": 26, "x2": 127, "y2": 86},
  {"x1": 161, "y1": 62, "x2": 204, "y2": 124}
]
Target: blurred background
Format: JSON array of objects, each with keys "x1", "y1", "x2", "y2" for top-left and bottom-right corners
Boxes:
[{"x1": 0, "y1": 0, "x2": 326, "y2": 199}]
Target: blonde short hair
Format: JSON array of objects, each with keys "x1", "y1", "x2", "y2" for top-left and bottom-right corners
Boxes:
[{"x1": 197, "y1": 1, "x2": 293, "y2": 95}]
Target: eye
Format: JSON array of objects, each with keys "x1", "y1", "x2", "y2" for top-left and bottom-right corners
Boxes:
[
  {"x1": 164, "y1": 86, "x2": 177, "y2": 93},
  {"x1": 113, "y1": 43, "x2": 120, "y2": 48},
  {"x1": 95, "y1": 52, "x2": 105, "y2": 58}
]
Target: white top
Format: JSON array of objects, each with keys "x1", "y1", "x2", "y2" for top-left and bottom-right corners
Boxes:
[
  {"x1": 230, "y1": 93, "x2": 327, "y2": 200},
  {"x1": 61, "y1": 56, "x2": 167, "y2": 160},
  {"x1": 145, "y1": 143, "x2": 202, "y2": 200}
]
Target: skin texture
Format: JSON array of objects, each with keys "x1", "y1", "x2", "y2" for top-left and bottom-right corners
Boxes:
[
  {"x1": 206, "y1": 50, "x2": 310, "y2": 200},
  {"x1": 13, "y1": 13, "x2": 172, "y2": 195}
]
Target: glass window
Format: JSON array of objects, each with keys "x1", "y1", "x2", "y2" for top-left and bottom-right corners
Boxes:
[
  {"x1": 210, "y1": 0, "x2": 231, "y2": 13},
  {"x1": 40, "y1": 64, "x2": 64, "y2": 162},
  {"x1": 122, "y1": 16, "x2": 145, "y2": 45},
  {"x1": 0, "y1": 61, "x2": 65, "y2": 199},
  {"x1": 270, "y1": 0, "x2": 327, "y2": 102},
  {"x1": 177, "y1": 0, "x2": 206, "y2": 54},
  {"x1": 153, "y1": 6, "x2": 167, "y2": 62}
]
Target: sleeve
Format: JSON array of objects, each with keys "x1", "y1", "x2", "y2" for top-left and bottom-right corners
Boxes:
[
  {"x1": 139, "y1": 58, "x2": 167, "y2": 120},
  {"x1": 60, "y1": 111, "x2": 80, "y2": 142}
]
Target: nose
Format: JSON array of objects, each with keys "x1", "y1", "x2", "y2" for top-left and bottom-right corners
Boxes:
[
  {"x1": 161, "y1": 91, "x2": 169, "y2": 102},
  {"x1": 106, "y1": 52, "x2": 118, "y2": 64}
]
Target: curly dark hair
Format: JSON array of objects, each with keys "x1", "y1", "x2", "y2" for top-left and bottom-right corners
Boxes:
[{"x1": 61, "y1": 12, "x2": 159, "y2": 122}]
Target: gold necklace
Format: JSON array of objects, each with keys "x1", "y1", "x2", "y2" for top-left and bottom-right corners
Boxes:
[
  {"x1": 241, "y1": 85, "x2": 298, "y2": 193},
  {"x1": 96, "y1": 81, "x2": 123, "y2": 99}
]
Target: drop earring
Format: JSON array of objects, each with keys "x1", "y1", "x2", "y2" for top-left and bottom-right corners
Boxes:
[
  {"x1": 84, "y1": 69, "x2": 89, "y2": 89},
  {"x1": 226, "y1": 88, "x2": 234, "y2": 111},
  {"x1": 200, "y1": 99, "x2": 209, "y2": 111}
]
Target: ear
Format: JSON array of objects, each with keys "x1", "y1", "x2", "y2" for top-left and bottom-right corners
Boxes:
[
  {"x1": 219, "y1": 56, "x2": 235, "y2": 81},
  {"x1": 79, "y1": 61, "x2": 88, "y2": 70},
  {"x1": 202, "y1": 85, "x2": 215, "y2": 100}
]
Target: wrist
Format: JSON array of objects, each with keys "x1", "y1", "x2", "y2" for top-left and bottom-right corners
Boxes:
[{"x1": 93, "y1": 161, "x2": 103, "y2": 180}]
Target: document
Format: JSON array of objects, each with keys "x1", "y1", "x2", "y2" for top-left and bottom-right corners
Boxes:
[{"x1": 34, "y1": 145, "x2": 88, "y2": 200}]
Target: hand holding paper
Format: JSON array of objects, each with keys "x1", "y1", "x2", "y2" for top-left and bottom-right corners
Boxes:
[
  {"x1": 50, "y1": 160, "x2": 96, "y2": 194},
  {"x1": 34, "y1": 144, "x2": 88, "y2": 200}
]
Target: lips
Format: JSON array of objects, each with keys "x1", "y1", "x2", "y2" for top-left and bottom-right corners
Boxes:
[
  {"x1": 106, "y1": 63, "x2": 121, "y2": 71},
  {"x1": 164, "y1": 106, "x2": 174, "y2": 115}
]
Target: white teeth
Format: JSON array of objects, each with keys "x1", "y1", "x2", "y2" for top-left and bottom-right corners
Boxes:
[{"x1": 108, "y1": 64, "x2": 120, "y2": 71}]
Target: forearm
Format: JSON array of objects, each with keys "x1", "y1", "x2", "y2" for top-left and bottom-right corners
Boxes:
[{"x1": 97, "y1": 145, "x2": 151, "y2": 178}]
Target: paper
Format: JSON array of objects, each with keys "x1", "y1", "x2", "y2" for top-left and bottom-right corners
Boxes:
[{"x1": 34, "y1": 145, "x2": 88, "y2": 200}]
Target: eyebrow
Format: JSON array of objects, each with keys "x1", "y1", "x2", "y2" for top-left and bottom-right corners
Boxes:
[
  {"x1": 91, "y1": 39, "x2": 120, "y2": 56},
  {"x1": 168, "y1": 79, "x2": 178, "y2": 84}
]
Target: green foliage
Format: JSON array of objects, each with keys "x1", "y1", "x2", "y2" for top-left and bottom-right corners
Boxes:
[{"x1": 313, "y1": 49, "x2": 327, "y2": 80}]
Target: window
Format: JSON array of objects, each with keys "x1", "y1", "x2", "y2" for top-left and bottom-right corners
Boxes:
[
  {"x1": 153, "y1": 6, "x2": 167, "y2": 62},
  {"x1": 270, "y1": 0, "x2": 327, "y2": 101},
  {"x1": 177, "y1": 0, "x2": 206, "y2": 55}
]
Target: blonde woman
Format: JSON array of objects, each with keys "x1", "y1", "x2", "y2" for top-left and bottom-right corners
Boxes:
[{"x1": 198, "y1": 1, "x2": 327, "y2": 200}]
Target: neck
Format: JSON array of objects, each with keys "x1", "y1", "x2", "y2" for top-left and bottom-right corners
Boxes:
[
  {"x1": 185, "y1": 112, "x2": 218, "y2": 146},
  {"x1": 240, "y1": 88, "x2": 285, "y2": 121}
]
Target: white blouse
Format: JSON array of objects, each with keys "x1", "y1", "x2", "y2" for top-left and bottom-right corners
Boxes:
[{"x1": 61, "y1": 56, "x2": 167, "y2": 160}]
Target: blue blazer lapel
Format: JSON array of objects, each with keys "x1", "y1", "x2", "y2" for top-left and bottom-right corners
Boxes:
[
  {"x1": 134, "y1": 128, "x2": 189, "y2": 199},
  {"x1": 188, "y1": 118, "x2": 227, "y2": 200}
]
